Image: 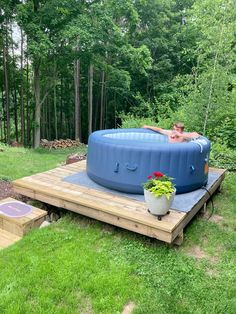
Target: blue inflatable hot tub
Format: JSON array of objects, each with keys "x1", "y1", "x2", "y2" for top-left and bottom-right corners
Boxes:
[{"x1": 86, "y1": 128, "x2": 211, "y2": 194}]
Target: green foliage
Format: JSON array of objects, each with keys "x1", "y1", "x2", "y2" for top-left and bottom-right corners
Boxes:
[
  {"x1": 120, "y1": 113, "x2": 174, "y2": 130},
  {"x1": 128, "y1": 93, "x2": 155, "y2": 118},
  {"x1": 106, "y1": 66, "x2": 131, "y2": 92},
  {"x1": 1, "y1": 0, "x2": 235, "y2": 159},
  {"x1": 210, "y1": 142, "x2": 236, "y2": 171},
  {"x1": 143, "y1": 172, "x2": 175, "y2": 199},
  {"x1": 171, "y1": 0, "x2": 236, "y2": 144},
  {"x1": 208, "y1": 116, "x2": 236, "y2": 149},
  {"x1": 119, "y1": 114, "x2": 156, "y2": 129},
  {"x1": 121, "y1": 44, "x2": 153, "y2": 76},
  {"x1": 146, "y1": 180, "x2": 175, "y2": 199}
]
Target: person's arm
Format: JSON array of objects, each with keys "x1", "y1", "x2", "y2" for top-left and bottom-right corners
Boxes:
[
  {"x1": 175, "y1": 131, "x2": 200, "y2": 140},
  {"x1": 142, "y1": 125, "x2": 170, "y2": 136}
]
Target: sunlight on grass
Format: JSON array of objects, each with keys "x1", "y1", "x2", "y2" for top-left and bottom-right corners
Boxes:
[
  {"x1": 0, "y1": 217, "x2": 142, "y2": 313},
  {"x1": 0, "y1": 144, "x2": 86, "y2": 180}
]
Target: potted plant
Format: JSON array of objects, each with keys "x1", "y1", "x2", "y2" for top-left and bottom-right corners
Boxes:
[{"x1": 143, "y1": 171, "x2": 176, "y2": 219}]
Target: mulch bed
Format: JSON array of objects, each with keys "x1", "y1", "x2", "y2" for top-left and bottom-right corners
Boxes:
[{"x1": 0, "y1": 180, "x2": 24, "y2": 201}]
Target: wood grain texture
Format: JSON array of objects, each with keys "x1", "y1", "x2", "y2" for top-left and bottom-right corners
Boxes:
[{"x1": 0, "y1": 229, "x2": 21, "y2": 249}]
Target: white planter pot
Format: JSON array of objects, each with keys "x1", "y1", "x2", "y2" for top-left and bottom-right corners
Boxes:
[{"x1": 144, "y1": 188, "x2": 176, "y2": 216}]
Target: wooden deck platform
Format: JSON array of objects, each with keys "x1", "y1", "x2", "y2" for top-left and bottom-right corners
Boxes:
[{"x1": 12, "y1": 161, "x2": 226, "y2": 245}]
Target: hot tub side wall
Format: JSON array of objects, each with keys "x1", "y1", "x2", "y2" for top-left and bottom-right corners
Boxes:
[{"x1": 86, "y1": 129, "x2": 211, "y2": 194}]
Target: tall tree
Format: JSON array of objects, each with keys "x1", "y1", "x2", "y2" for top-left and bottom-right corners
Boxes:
[
  {"x1": 2, "y1": 20, "x2": 10, "y2": 144},
  {"x1": 20, "y1": 28, "x2": 25, "y2": 144},
  {"x1": 10, "y1": 25, "x2": 19, "y2": 142},
  {"x1": 88, "y1": 63, "x2": 93, "y2": 135},
  {"x1": 74, "y1": 45, "x2": 81, "y2": 141}
]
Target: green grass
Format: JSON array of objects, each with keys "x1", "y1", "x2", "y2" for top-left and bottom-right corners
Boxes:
[
  {"x1": 0, "y1": 145, "x2": 235, "y2": 313},
  {"x1": 0, "y1": 143, "x2": 86, "y2": 180}
]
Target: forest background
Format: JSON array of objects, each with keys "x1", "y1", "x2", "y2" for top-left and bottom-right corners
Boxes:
[{"x1": 0, "y1": 0, "x2": 235, "y2": 169}]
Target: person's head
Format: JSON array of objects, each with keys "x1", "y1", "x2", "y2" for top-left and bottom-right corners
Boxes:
[{"x1": 173, "y1": 122, "x2": 184, "y2": 133}]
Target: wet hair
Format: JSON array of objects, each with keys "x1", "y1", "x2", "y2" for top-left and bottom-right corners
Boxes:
[{"x1": 173, "y1": 122, "x2": 184, "y2": 131}]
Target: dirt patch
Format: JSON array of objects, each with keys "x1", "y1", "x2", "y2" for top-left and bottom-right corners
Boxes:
[
  {"x1": 102, "y1": 224, "x2": 116, "y2": 234},
  {"x1": 186, "y1": 245, "x2": 220, "y2": 265},
  {"x1": 186, "y1": 245, "x2": 208, "y2": 259},
  {"x1": 205, "y1": 268, "x2": 219, "y2": 278},
  {"x1": 208, "y1": 214, "x2": 224, "y2": 224},
  {"x1": 76, "y1": 291, "x2": 93, "y2": 314},
  {"x1": 202, "y1": 210, "x2": 224, "y2": 223},
  {"x1": 122, "y1": 302, "x2": 135, "y2": 314},
  {"x1": 0, "y1": 180, "x2": 24, "y2": 201}
]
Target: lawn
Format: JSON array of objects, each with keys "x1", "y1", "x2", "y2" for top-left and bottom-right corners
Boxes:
[
  {"x1": 0, "y1": 143, "x2": 87, "y2": 180},
  {"x1": 0, "y1": 145, "x2": 235, "y2": 313}
]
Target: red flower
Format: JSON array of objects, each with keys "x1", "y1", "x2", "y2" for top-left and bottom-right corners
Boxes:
[
  {"x1": 153, "y1": 171, "x2": 164, "y2": 177},
  {"x1": 148, "y1": 175, "x2": 153, "y2": 179}
]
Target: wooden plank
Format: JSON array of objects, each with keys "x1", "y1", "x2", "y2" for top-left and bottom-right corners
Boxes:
[
  {"x1": 37, "y1": 173, "x2": 188, "y2": 228},
  {"x1": 13, "y1": 186, "x2": 173, "y2": 243},
  {"x1": 0, "y1": 228, "x2": 21, "y2": 249},
  {"x1": 64, "y1": 160, "x2": 86, "y2": 169},
  {"x1": 14, "y1": 168, "x2": 186, "y2": 228},
  {"x1": 173, "y1": 230, "x2": 184, "y2": 245},
  {"x1": 13, "y1": 178, "x2": 185, "y2": 232}
]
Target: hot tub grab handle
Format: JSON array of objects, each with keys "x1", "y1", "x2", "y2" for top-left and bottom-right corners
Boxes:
[
  {"x1": 114, "y1": 162, "x2": 119, "y2": 173},
  {"x1": 126, "y1": 163, "x2": 138, "y2": 171}
]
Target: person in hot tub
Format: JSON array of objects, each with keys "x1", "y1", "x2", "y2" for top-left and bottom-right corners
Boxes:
[{"x1": 143, "y1": 122, "x2": 200, "y2": 143}]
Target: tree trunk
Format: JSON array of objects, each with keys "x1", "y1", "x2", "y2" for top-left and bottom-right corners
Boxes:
[
  {"x1": 20, "y1": 28, "x2": 25, "y2": 145},
  {"x1": 88, "y1": 63, "x2": 93, "y2": 135},
  {"x1": 10, "y1": 25, "x2": 19, "y2": 142},
  {"x1": 94, "y1": 97, "x2": 99, "y2": 130},
  {"x1": 1, "y1": 82, "x2": 7, "y2": 142},
  {"x1": 33, "y1": 64, "x2": 49, "y2": 147},
  {"x1": 60, "y1": 76, "x2": 63, "y2": 138},
  {"x1": 0, "y1": 84, "x2": 4, "y2": 141},
  {"x1": 45, "y1": 98, "x2": 48, "y2": 139},
  {"x1": 33, "y1": 0, "x2": 41, "y2": 148},
  {"x1": 53, "y1": 61, "x2": 58, "y2": 140},
  {"x1": 3, "y1": 23, "x2": 10, "y2": 144},
  {"x1": 48, "y1": 96, "x2": 51, "y2": 140},
  {"x1": 100, "y1": 70, "x2": 105, "y2": 130},
  {"x1": 26, "y1": 44, "x2": 31, "y2": 146},
  {"x1": 104, "y1": 87, "x2": 108, "y2": 129},
  {"x1": 33, "y1": 63, "x2": 41, "y2": 148},
  {"x1": 74, "y1": 58, "x2": 81, "y2": 141}
]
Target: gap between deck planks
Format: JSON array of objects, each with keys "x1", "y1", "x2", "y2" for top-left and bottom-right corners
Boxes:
[{"x1": 12, "y1": 160, "x2": 226, "y2": 244}]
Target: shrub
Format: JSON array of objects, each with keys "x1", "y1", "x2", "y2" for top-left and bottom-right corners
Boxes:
[
  {"x1": 119, "y1": 113, "x2": 156, "y2": 129},
  {"x1": 210, "y1": 142, "x2": 236, "y2": 170}
]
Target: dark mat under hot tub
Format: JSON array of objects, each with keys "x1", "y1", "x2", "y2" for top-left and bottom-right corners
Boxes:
[{"x1": 63, "y1": 171, "x2": 221, "y2": 213}]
